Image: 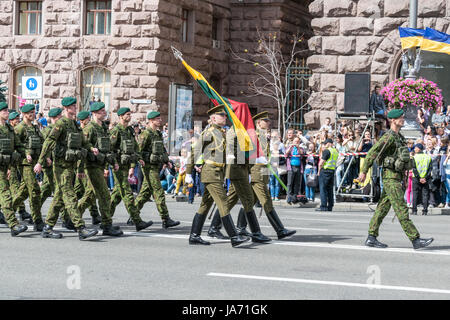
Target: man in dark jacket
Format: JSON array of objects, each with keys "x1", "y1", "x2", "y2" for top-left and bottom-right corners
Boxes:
[{"x1": 369, "y1": 85, "x2": 386, "y2": 117}]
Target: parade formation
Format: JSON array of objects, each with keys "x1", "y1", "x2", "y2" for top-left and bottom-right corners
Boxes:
[{"x1": 0, "y1": 97, "x2": 436, "y2": 252}]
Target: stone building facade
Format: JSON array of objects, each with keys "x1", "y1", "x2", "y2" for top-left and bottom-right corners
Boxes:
[
  {"x1": 0, "y1": 0, "x2": 311, "y2": 124},
  {"x1": 305, "y1": 0, "x2": 450, "y2": 128}
]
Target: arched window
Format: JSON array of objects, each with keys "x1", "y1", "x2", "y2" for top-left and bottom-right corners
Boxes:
[
  {"x1": 13, "y1": 65, "x2": 42, "y2": 109},
  {"x1": 81, "y1": 67, "x2": 111, "y2": 112}
]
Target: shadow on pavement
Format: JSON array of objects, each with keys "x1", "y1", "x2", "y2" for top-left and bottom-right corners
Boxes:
[{"x1": 282, "y1": 234, "x2": 353, "y2": 243}]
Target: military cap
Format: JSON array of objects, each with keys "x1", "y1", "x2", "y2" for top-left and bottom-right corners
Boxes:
[
  {"x1": 8, "y1": 111, "x2": 20, "y2": 120},
  {"x1": 0, "y1": 102, "x2": 8, "y2": 111},
  {"x1": 48, "y1": 107, "x2": 63, "y2": 118},
  {"x1": 387, "y1": 108, "x2": 404, "y2": 119},
  {"x1": 77, "y1": 111, "x2": 90, "y2": 120},
  {"x1": 21, "y1": 104, "x2": 35, "y2": 113},
  {"x1": 207, "y1": 104, "x2": 226, "y2": 116},
  {"x1": 147, "y1": 111, "x2": 160, "y2": 120},
  {"x1": 117, "y1": 107, "x2": 131, "y2": 116},
  {"x1": 61, "y1": 97, "x2": 77, "y2": 107},
  {"x1": 90, "y1": 102, "x2": 105, "y2": 112},
  {"x1": 252, "y1": 111, "x2": 270, "y2": 121}
]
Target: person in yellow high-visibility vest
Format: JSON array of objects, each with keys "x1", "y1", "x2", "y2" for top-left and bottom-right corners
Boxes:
[
  {"x1": 411, "y1": 143, "x2": 432, "y2": 216},
  {"x1": 316, "y1": 138, "x2": 338, "y2": 212}
]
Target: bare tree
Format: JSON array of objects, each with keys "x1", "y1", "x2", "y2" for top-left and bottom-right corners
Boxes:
[{"x1": 231, "y1": 31, "x2": 308, "y2": 137}]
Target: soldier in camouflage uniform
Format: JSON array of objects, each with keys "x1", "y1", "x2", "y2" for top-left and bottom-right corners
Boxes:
[
  {"x1": 234, "y1": 112, "x2": 296, "y2": 240},
  {"x1": 109, "y1": 107, "x2": 153, "y2": 232},
  {"x1": 77, "y1": 103, "x2": 123, "y2": 236},
  {"x1": 74, "y1": 110, "x2": 102, "y2": 226},
  {"x1": 0, "y1": 111, "x2": 30, "y2": 224},
  {"x1": 186, "y1": 104, "x2": 250, "y2": 247},
  {"x1": 0, "y1": 102, "x2": 28, "y2": 236},
  {"x1": 12, "y1": 104, "x2": 45, "y2": 231},
  {"x1": 39, "y1": 107, "x2": 74, "y2": 230},
  {"x1": 134, "y1": 111, "x2": 180, "y2": 229},
  {"x1": 34, "y1": 97, "x2": 99, "y2": 240},
  {"x1": 358, "y1": 109, "x2": 434, "y2": 250}
]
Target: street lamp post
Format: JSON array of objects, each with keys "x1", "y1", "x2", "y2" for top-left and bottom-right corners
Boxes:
[{"x1": 405, "y1": 0, "x2": 421, "y2": 80}]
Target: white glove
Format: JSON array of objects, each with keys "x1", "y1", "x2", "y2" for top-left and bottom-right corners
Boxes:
[{"x1": 185, "y1": 174, "x2": 193, "y2": 185}]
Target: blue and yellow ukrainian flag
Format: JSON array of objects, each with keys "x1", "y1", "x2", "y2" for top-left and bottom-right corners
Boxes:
[
  {"x1": 421, "y1": 27, "x2": 450, "y2": 55},
  {"x1": 398, "y1": 27, "x2": 425, "y2": 49}
]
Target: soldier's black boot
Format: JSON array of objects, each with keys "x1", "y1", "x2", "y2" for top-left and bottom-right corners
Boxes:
[
  {"x1": 33, "y1": 218, "x2": 45, "y2": 232},
  {"x1": 266, "y1": 209, "x2": 296, "y2": 240},
  {"x1": 135, "y1": 220, "x2": 153, "y2": 232},
  {"x1": 78, "y1": 226, "x2": 98, "y2": 240},
  {"x1": 189, "y1": 213, "x2": 210, "y2": 245},
  {"x1": 0, "y1": 210, "x2": 6, "y2": 224},
  {"x1": 412, "y1": 237, "x2": 434, "y2": 249},
  {"x1": 127, "y1": 217, "x2": 135, "y2": 225},
  {"x1": 236, "y1": 208, "x2": 251, "y2": 237},
  {"x1": 207, "y1": 209, "x2": 228, "y2": 239},
  {"x1": 19, "y1": 209, "x2": 32, "y2": 223},
  {"x1": 162, "y1": 217, "x2": 180, "y2": 229},
  {"x1": 221, "y1": 214, "x2": 250, "y2": 247},
  {"x1": 11, "y1": 224, "x2": 28, "y2": 237},
  {"x1": 245, "y1": 210, "x2": 271, "y2": 243},
  {"x1": 62, "y1": 218, "x2": 76, "y2": 231},
  {"x1": 102, "y1": 224, "x2": 123, "y2": 237},
  {"x1": 365, "y1": 235, "x2": 388, "y2": 248},
  {"x1": 41, "y1": 224, "x2": 63, "y2": 239}
]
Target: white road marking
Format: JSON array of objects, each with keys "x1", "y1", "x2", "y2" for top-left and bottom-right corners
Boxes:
[
  {"x1": 207, "y1": 272, "x2": 450, "y2": 295},
  {"x1": 285, "y1": 217, "x2": 369, "y2": 224}
]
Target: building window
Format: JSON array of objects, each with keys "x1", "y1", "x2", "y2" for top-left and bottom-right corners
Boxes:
[
  {"x1": 13, "y1": 66, "x2": 42, "y2": 109},
  {"x1": 18, "y1": 1, "x2": 42, "y2": 35},
  {"x1": 86, "y1": 0, "x2": 112, "y2": 35},
  {"x1": 212, "y1": 17, "x2": 219, "y2": 41},
  {"x1": 81, "y1": 67, "x2": 111, "y2": 112},
  {"x1": 181, "y1": 9, "x2": 194, "y2": 43}
]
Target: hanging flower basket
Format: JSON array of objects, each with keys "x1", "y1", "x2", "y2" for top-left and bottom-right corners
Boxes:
[{"x1": 380, "y1": 78, "x2": 444, "y2": 111}]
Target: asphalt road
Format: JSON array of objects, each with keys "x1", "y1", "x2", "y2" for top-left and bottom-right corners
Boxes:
[{"x1": 1, "y1": 197, "x2": 450, "y2": 300}]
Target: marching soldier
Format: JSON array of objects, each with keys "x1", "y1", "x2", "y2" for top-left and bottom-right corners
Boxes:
[
  {"x1": 358, "y1": 109, "x2": 434, "y2": 249},
  {"x1": 0, "y1": 102, "x2": 28, "y2": 236},
  {"x1": 39, "y1": 107, "x2": 74, "y2": 230},
  {"x1": 231, "y1": 112, "x2": 296, "y2": 239},
  {"x1": 411, "y1": 143, "x2": 432, "y2": 216},
  {"x1": 12, "y1": 104, "x2": 45, "y2": 231},
  {"x1": 134, "y1": 111, "x2": 180, "y2": 229},
  {"x1": 0, "y1": 111, "x2": 30, "y2": 224},
  {"x1": 185, "y1": 104, "x2": 250, "y2": 247},
  {"x1": 109, "y1": 107, "x2": 153, "y2": 231},
  {"x1": 77, "y1": 103, "x2": 123, "y2": 236},
  {"x1": 74, "y1": 110, "x2": 102, "y2": 225},
  {"x1": 34, "y1": 97, "x2": 99, "y2": 240}
]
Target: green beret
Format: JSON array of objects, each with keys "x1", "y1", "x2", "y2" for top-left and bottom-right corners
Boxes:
[
  {"x1": 0, "y1": 102, "x2": 7, "y2": 111},
  {"x1": 147, "y1": 111, "x2": 160, "y2": 120},
  {"x1": 8, "y1": 111, "x2": 20, "y2": 120},
  {"x1": 207, "y1": 104, "x2": 226, "y2": 116},
  {"x1": 61, "y1": 97, "x2": 77, "y2": 107},
  {"x1": 387, "y1": 109, "x2": 404, "y2": 119},
  {"x1": 21, "y1": 104, "x2": 35, "y2": 113},
  {"x1": 48, "y1": 108, "x2": 63, "y2": 118},
  {"x1": 90, "y1": 102, "x2": 105, "y2": 112},
  {"x1": 117, "y1": 107, "x2": 131, "y2": 116},
  {"x1": 77, "y1": 111, "x2": 90, "y2": 120}
]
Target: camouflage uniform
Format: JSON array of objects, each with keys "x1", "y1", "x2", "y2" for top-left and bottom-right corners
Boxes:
[
  {"x1": 77, "y1": 121, "x2": 115, "y2": 226},
  {"x1": 109, "y1": 123, "x2": 145, "y2": 223},
  {"x1": 38, "y1": 116, "x2": 94, "y2": 229},
  {"x1": 0, "y1": 122, "x2": 25, "y2": 228},
  {"x1": 8, "y1": 166, "x2": 26, "y2": 212},
  {"x1": 40, "y1": 124, "x2": 55, "y2": 204},
  {"x1": 135, "y1": 127, "x2": 171, "y2": 220},
  {"x1": 12, "y1": 121, "x2": 44, "y2": 223},
  {"x1": 361, "y1": 129, "x2": 420, "y2": 241}
]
